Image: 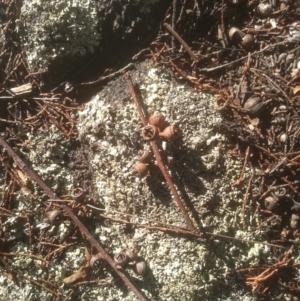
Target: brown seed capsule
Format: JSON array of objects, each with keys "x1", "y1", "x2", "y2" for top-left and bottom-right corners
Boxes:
[
  {"x1": 134, "y1": 261, "x2": 147, "y2": 275},
  {"x1": 229, "y1": 27, "x2": 254, "y2": 50},
  {"x1": 137, "y1": 150, "x2": 152, "y2": 164},
  {"x1": 71, "y1": 187, "x2": 85, "y2": 202},
  {"x1": 148, "y1": 112, "x2": 166, "y2": 130},
  {"x1": 141, "y1": 125, "x2": 158, "y2": 141},
  {"x1": 90, "y1": 253, "x2": 103, "y2": 268},
  {"x1": 241, "y1": 34, "x2": 254, "y2": 50},
  {"x1": 114, "y1": 252, "x2": 128, "y2": 267},
  {"x1": 243, "y1": 96, "x2": 265, "y2": 116},
  {"x1": 133, "y1": 162, "x2": 149, "y2": 178},
  {"x1": 228, "y1": 27, "x2": 244, "y2": 42},
  {"x1": 46, "y1": 210, "x2": 62, "y2": 223},
  {"x1": 264, "y1": 196, "x2": 279, "y2": 211},
  {"x1": 125, "y1": 249, "x2": 138, "y2": 262},
  {"x1": 159, "y1": 125, "x2": 178, "y2": 141}
]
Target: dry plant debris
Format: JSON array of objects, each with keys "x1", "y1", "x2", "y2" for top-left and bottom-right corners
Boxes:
[{"x1": 1, "y1": 0, "x2": 300, "y2": 300}]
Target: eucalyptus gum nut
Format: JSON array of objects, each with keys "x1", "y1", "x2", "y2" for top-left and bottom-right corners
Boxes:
[
  {"x1": 249, "y1": 102, "x2": 265, "y2": 116},
  {"x1": 148, "y1": 111, "x2": 166, "y2": 130},
  {"x1": 141, "y1": 124, "x2": 158, "y2": 141},
  {"x1": 71, "y1": 187, "x2": 85, "y2": 201},
  {"x1": 159, "y1": 125, "x2": 178, "y2": 141},
  {"x1": 125, "y1": 249, "x2": 138, "y2": 262},
  {"x1": 133, "y1": 162, "x2": 149, "y2": 178},
  {"x1": 264, "y1": 196, "x2": 279, "y2": 211},
  {"x1": 137, "y1": 150, "x2": 152, "y2": 164},
  {"x1": 244, "y1": 96, "x2": 264, "y2": 116},
  {"x1": 228, "y1": 27, "x2": 244, "y2": 42},
  {"x1": 46, "y1": 210, "x2": 62, "y2": 223},
  {"x1": 241, "y1": 34, "x2": 254, "y2": 50},
  {"x1": 290, "y1": 214, "x2": 299, "y2": 229},
  {"x1": 114, "y1": 252, "x2": 129, "y2": 267},
  {"x1": 90, "y1": 253, "x2": 103, "y2": 268}
]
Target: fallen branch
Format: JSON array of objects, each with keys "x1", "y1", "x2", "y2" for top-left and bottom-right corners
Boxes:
[
  {"x1": 124, "y1": 72, "x2": 196, "y2": 231},
  {"x1": 0, "y1": 137, "x2": 148, "y2": 301}
]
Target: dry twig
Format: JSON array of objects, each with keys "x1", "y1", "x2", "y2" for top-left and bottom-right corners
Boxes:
[
  {"x1": 164, "y1": 23, "x2": 198, "y2": 62},
  {"x1": 124, "y1": 72, "x2": 196, "y2": 231},
  {"x1": 236, "y1": 246, "x2": 294, "y2": 293},
  {"x1": 0, "y1": 137, "x2": 148, "y2": 301}
]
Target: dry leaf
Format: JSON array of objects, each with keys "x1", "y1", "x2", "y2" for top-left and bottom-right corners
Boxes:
[
  {"x1": 63, "y1": 266, "x2": 90, "y2": 284},
  {"x1": 63, "y1": 248, "x2": 92, "y2": 284},
  {"x1": 293, "y1": 86, "x2": 300, "y2": 95}
]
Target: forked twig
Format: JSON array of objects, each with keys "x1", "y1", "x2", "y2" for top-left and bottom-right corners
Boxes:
[{"x1": 125, "y1": 72, "x2": 196, "y2": 231}]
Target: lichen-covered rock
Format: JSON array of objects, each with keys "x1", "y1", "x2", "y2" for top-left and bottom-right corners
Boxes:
[
  {"x1": 20, "y1": 0, "x2": 100, "y2": 70},
  {"x1": 75, "y1": 60, "x2": 271, "y2": 300},
  {"x1": 20, "y1": 0, "x2": 167, "y2": 74},
  {"x1": 0, "y1": 60, "x2": 296, "y2": 301}
]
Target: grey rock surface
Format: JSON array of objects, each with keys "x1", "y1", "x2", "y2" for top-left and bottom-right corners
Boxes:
[
  {"x1": 1, "y1": 0, "x2": 298, "y2": 299},
  {"x1": 74, "y1": 60, "x2": 279, "y2": 300},
  {"x1": 0, "y1": 60, "x2": 296, "y2": 301},
  {"x1": 20, "y1": 0, "x2": 166, "y2": 78}
]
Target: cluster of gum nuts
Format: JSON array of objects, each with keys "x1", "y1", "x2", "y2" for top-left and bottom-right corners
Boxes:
[
  {"x1": 90, "y1": 249, "x2": 147, "y2": 276},
  {"x1": 133, "y1": 111, "x2": 178, "y2": 178}
]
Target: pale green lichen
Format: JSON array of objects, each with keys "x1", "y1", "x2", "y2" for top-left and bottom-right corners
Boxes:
[
  {"x1": 22, "y1": 125, "x2": 73, "y2": 194},
  {"x1": 20, "y1": 0, "x2": 100, "y2": 70},
  {"x1": 0, "y1": 125, "x2": 75, "y2": 301},
  {"x1": 19, "y1": 0, "x2": 164, "y2": 71}
]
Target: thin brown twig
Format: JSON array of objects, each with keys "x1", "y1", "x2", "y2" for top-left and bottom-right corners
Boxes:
[
  {"x1": 0, "y1": 138, "x2": 57, "y2": 198},
  {"x1": 164, "y1": 23, "x2": 198, "y2": 62},
  {"x1": 198, "y1": 40, "x2": 297, "y2": 73},
  {"x1": 242, "y1": 168, "x2": 255, "y2": 229},
  {"x1": 124, "y1": 72, "x2": 196, "y2": 231},
  {"x1": 47, "y1": 202, "x2": 284, "y2": 249},
  {"x1": 171, "y1": 0, "x2": 177, "y2": 50},
  {"x1": 45, "y1": 242, "x2": 77, "y2": 260},
  {"x1": 73, "y1": 279, "x2": 114, "y2": 287},
  {"x1": 24, "y1": 211, "x2": 33, "y2": 251},
  {"x1": 62, "y1": 289, "x2": 75, "y2": 301},
  {"x1": 237, "y1": 245, "x2": 294, "y2": 293},
  {"x1": 80, "y1": 63, "x2": 134, "y2": 87},
  {"x1": 96, "y1": 212, "x2": 284, "y2": 249},
  {"x1": 232, "y1": 146, "x2": 250, "y2": 187},
  {"x1": 0, "y1": 252, "x2": 46, "y2": 262},
  {"x1": 278, "y1": 280, "x2": 300, "y2": 292},
  {"x1": 62, "y1": 206, "x2": 147, "y2": 301}
]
